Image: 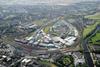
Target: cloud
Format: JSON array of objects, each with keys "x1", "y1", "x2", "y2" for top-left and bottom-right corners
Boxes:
[
  {"x1": 0, "y1": 0, "x2": 74, "y2": 5},
  {"x1": 0, "y1": 0, "x2": 99, "y2": 5}
]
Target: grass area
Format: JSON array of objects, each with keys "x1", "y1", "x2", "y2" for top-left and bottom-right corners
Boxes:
[
  {"x1": 83, "y1": 12, "x2": 100, "y2": 37},
  {"x1": 91, "y1": 32, "x2": 100, "y2": 44},
  {"x1": 43, "y1": 22, "x2": 58, "y2": 35},
  {"x1": 39, "y1": 60, "x2": 57, "y2": 67},
  {"x1": 43, "y1": 25, "x2": 51, "y2": 34},
  {"x1": 83, "y1": 21, "x2": 100, "y2": 37},
  {"x1": 84, "y1": 12, "x2": 100, "y2": 45},
  {"x1": 89, "y1": 31, "x2": 100, "y2": 45},
  {"x1": 32, "y1": 19, "x2": 48, "y2": 26},
  {"x1": 55, "y1": 55, "x2": 74, "y2": 67},
  {"x1": 63, "y1": 57, "x2": 71, "y2": 64},
  {"x1": 85, "y1": 13, "x2": 100, "y2": 20}
]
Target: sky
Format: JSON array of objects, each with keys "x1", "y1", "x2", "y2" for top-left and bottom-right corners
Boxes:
[{"x1": 0, "y1": 0, "x2": 99, "y2": 5}]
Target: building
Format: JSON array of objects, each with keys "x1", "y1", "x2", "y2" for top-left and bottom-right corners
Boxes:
[{"x1": 72, "y1": 52, "x2": 85, "y2": 67}]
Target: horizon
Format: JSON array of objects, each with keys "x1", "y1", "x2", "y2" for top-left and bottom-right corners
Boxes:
[{"x1": 0, "y1": 0, "x2": 99, "y2": 5}]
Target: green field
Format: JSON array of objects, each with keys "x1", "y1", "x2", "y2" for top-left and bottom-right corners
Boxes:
[
  {"x1": 83, "y1": 21, "x2": 100, "y2": 37},
  {"x1": 84, "y1": 12, "x2": 100, "y2": 45},
  {"x1": 89, "y1": 31, "x2": 100, "y2": 45},
  {"x1": 85, "y1": 13, "x2": 100, "y2": 20},
  {"x1": 83, "y1": 13, "x2": 100, "y2": 37}
]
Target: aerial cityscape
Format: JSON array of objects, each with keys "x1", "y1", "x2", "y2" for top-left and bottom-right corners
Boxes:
[{"x1": 0, "y1": 0, "x2": 100, "y2": 67}]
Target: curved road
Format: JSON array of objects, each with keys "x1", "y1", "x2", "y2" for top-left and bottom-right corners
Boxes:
[{"x1": 82, "y1": 24, "x2": 100, "y2": 67}]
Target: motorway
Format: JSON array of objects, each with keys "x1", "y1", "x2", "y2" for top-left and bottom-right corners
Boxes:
[{"x1": 82, "y1": 24, "x2": 100, "y2": 67}]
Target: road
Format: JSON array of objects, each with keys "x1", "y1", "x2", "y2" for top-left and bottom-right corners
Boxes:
[{"x1": 82, "y1": 24, "x2": 100, "y2": 67}]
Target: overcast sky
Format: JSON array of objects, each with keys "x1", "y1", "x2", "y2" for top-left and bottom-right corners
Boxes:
[{"x1": 0, "y1": 0, "x2": 99, "y2": 5}]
